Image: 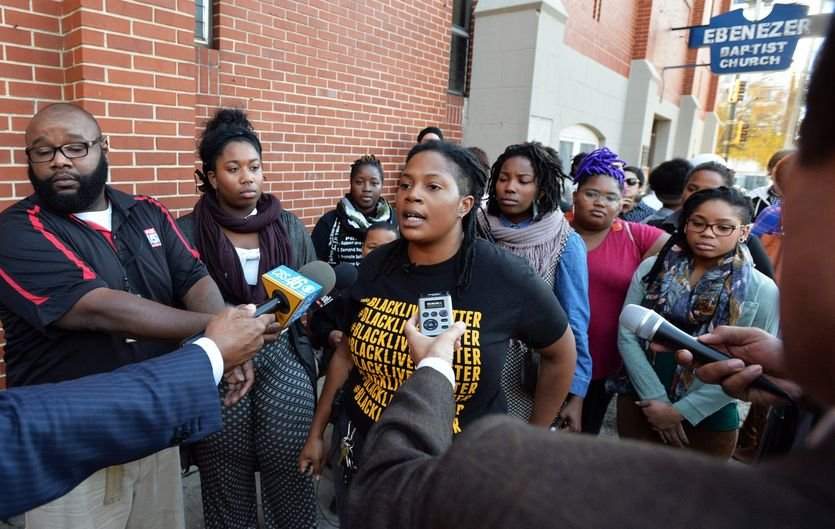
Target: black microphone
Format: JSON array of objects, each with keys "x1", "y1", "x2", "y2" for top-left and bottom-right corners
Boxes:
[
  {"x1": 619, "y1": 304, "x2": 793, "y2": 402},
  {"x1": 332, "y1": 263, "x2": 358, "y2": 291},
  {"x1": 315, "y1": 263, "x2": 358, "y2": 309}
]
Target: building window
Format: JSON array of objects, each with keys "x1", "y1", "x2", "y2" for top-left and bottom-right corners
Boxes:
[
  {"x1": 448, "y1": 0, "x2": 472, "y2": 95},
  {"x1": 558, "y1": 125, "x2": 602, "y2": 163},
  {"x1": 195, "y1": 0, "x2": 211, "y2": 44}
]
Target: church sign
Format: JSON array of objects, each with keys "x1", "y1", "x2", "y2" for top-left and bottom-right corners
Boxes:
[{"x1": 688, "y1": 3, "x2": 811, "y2": 74}]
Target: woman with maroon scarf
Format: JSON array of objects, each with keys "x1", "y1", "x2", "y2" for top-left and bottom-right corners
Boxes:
[{"x1": 177, "y1": 108, "x2": 318, "y2": 529}]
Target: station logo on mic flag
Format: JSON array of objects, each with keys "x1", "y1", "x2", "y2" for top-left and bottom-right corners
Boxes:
[{"x1": 262, "y1": 265, "x2": 323, "y2": 327}]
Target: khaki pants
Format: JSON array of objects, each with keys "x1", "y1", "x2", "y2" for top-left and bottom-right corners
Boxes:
[
  {"x1": 25, "y1": 447, "x2": 185, "y2": 529},
  {"x1": 617, "y1": 395, "x2": 739, "y2": 459}
]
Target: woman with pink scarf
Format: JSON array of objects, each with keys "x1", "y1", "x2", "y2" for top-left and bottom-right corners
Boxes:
[{"x1": 480, "y1": 142, "x2": 591, "y2": 431}]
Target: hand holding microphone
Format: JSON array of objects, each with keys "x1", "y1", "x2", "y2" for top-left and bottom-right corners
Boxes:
[
  {"x1": 256, "y1": 261, "x2": 356, "y2": 333},
  {"x1": 620, "y1": 305, "x2": 798, "y2": 405},
  {"x1": 204, "y1": 305, "x2": 275, "y2": 371},
  {"x1": 184, "y1": 260, "x2": 344, "y2": 345},
  {"x1": 678, "y1": 326, "x2": 802, "y2": 407}
]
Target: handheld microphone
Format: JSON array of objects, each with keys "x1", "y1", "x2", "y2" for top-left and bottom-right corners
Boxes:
[
  {"x1": 258, "y1": 261, "x2": 336, "y2": 326},
  {"x1": 315, "y1": 263, "x2": 359, "y2": 309},
  {"x1": 185, "y1": 261, "x2": 337, "y2": 344},
  {"x1": 332, "y1": 263, "x2": 358, "y2": 291},
  {"x1": 619, "y1": 304, "x2": 793, "y2": 402}
]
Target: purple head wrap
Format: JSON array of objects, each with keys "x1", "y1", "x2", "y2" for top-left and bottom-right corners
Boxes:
[{"x1": 572, "y1": 147, "x2": 626, "y2": 187}]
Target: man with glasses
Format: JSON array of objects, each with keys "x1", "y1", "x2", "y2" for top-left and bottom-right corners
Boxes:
[{"x1": 0, "y1": 103, "x2": 227, "y2": 529}]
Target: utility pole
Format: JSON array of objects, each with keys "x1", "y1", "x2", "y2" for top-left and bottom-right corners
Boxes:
[{"x1": 724, "y1": 75, "x2": 740, "y2": 161}]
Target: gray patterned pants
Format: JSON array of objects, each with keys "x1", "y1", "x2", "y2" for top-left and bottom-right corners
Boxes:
[{"x1": 193, "y1": 337, "x2": 317, "y2": 529}]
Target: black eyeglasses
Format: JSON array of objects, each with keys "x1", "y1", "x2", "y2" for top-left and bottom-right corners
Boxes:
[
  {"x1": 25, "y1": 137, "x2": 105, "y2": 164},
  {"x1": 685, "y1": 219, "x2": 743, "y2": 237},
  {"x1": 625, "y1": 177, "x2": 640, "y2": 186}
]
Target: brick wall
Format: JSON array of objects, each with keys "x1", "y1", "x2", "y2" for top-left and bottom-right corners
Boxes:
[
  {"x1": 0, "y1": 0, "x2": 464, "y2": 389},
  {"x1": 563, "y1": 0, "x2": 638, "y2": 77},
  {"x1": 562, "y1": 0, "x2": 717, "y2": 109},
  {"x1": 644, "y1": 0, "x2": 694, "y2": 105}
]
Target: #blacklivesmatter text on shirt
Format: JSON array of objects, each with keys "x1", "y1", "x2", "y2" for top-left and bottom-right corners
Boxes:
[{"x1": 350, "y1": 296, "x2": 482, "y2": 433}]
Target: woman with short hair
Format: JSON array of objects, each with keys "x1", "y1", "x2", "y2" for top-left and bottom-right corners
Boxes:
[
  {"x1": 300, "y1": 141, "x2": 577, "y2": 520},
  {"x1": 569, "y1": 147, "x2": 669, "y2": 434},
  {"x1": 311, "y1": 154, "x2": 397, "y2": 267}
]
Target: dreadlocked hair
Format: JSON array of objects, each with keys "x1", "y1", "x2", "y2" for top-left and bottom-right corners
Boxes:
[
  {"x1": 350, "y1": 154, "x2": 384, "y2": 181},
  {"x1": 196, "y1": 108, "x2": 262, "y2": 193},
  {"x1": 572, "y1": 147, "x2": 626, "y2": 188},
  {"x1": 380, "y1": 141, "x2": 487, "y2": 296},
  {"x1": 486, "y1": 141, "x2": 568, "y2": 221},
  {"x1": 642, "y1": 186, "x2": 754, "y2": 287}
]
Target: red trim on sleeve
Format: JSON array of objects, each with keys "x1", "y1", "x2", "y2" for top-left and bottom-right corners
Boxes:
[
  {"x1": 134, "y1": 196, "x2": 201, "y2": 260},
  {"x1": 27, "y1": 205, "x2": 97, "y2": 281},
  {"x1": 0, "y1": 266, "x2": 48, "y2": 305}
]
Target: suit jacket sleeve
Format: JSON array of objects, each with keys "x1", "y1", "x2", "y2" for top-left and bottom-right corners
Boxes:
[
  {"x1": 0, "y1": 344, "x2": 221, "y2": 519},
  {"x1": 345, "y1": 367, "x2": 456, "y2": 529},
  {"x1": 344, "y1": 364, "x2": 835, "y2": 529}
]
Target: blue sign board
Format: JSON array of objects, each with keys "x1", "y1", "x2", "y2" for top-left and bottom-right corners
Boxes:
[{"x1": 689, "y1": 3, "x2": 811, "y2": 74}]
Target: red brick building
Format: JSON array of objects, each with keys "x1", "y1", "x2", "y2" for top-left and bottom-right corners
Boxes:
[
  {"x1": 0, "y1": 0, "x2": 473, "y2": 386},
  {"x1": 0, "y1": 0, "x2": 467, "y2": 218},
  {"x1": 465, "y1": 0, "x2": 727, "y2": 169},
  {"x1": 0, "y1": 0, "x2": 733, "y2": 387}
]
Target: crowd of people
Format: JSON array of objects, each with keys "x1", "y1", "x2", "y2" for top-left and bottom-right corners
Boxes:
[{"x1": 0, "y1": 34, "x2": 827, "y2": 529}]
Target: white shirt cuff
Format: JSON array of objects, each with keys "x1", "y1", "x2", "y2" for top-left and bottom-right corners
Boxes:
[
  {"x1": 194, "y1": 337, "x2": 224, "y2": 385},
  {"x1": 417, "y1": 357, "x2": 455, "y2": 389}
]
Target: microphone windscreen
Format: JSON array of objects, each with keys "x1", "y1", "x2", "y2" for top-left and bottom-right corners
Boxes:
[
  {"x1": 333, "y1": 263, "x2": 358, "y2": 291},
  {"x1": 619, "y1": 304, "x2": 661, "y2": 340},
  {"x1": 299, "y1": 260, "x2": 336, "y2": 296}
]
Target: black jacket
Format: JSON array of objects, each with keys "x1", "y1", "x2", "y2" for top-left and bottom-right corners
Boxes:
[{"x1": 177, "y1": 206, "x2": 320, "y2": 392}]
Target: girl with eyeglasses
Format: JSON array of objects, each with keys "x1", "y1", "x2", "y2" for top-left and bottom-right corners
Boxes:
[
  {"x1": 651, "y1": 161, "x2": 775, "y2": 280},
  {"x1": 617, "y1": 187, "x2": 779, "y2": 458},
  {"x1": 569, "y1": 147, "x2": 669, "y2": 434}
]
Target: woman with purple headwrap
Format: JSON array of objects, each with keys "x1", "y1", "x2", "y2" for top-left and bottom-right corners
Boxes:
[{"x1": 568, "y1": 148, "x2": 669, "y2": 434}]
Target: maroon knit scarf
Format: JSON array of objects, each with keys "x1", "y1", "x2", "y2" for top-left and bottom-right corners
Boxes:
[{"x1": 194, "y1": 191, "x2": 292, "y2": 305}]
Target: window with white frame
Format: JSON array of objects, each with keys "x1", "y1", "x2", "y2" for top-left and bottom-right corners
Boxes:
[{"x1": 195, "y1": 0, "x2": 211, "y2": 45}]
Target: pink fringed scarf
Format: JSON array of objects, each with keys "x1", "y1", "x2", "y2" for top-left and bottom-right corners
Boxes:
[{"x1": 480, "y1": 210, "x2": 573, "y2": 279}]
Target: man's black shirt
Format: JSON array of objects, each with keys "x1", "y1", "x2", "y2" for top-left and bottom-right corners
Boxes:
[{"x1": 0, "y1": 187, "x2": 208, "y2": 386}]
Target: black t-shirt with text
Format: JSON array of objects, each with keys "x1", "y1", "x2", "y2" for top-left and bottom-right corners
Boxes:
[{"x1": 344, "y1": 239, "x2": 568, "y2": 434}]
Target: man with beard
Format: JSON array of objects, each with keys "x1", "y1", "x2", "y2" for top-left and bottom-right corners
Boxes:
[{"x1": 0, "y1": 103, "x2": 227, "y2": 529}]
